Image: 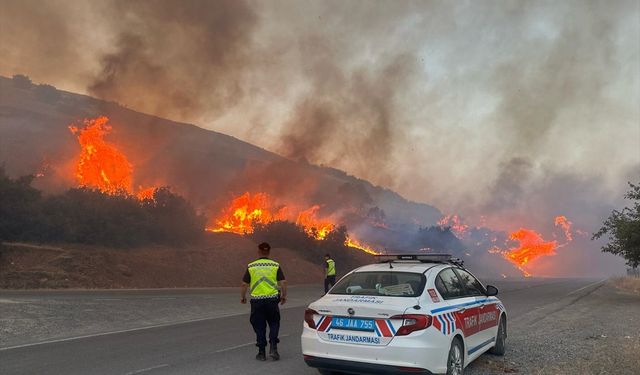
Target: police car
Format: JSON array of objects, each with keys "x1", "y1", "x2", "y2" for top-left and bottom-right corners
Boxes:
[{"x1": 301, "y1": 254, "x2": 506, "y2": 375}]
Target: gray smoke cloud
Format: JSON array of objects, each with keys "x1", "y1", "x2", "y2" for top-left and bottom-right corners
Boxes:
[
  {"x1": 87, "y1": 0, "x2": 257, "y2": 119},
  {"x1": 1, "y1": 0, "x2": 638, "y2": 275},
  {"x1": 280, "y1": 52, "x2": 418, "y2": 185}
]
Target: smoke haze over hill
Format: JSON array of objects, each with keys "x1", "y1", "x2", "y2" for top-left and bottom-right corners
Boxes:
[{"x1": 0, "y1": 0, "x2": 638, "y2": 276}]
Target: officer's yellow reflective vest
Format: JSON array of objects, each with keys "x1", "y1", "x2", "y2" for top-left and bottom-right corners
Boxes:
[
  {"x1": 326, "y1": 259, "x2": 336, "y2": 276},
  {"x1": 248, "y1": 258, "x2": 280, "y2": 299}
]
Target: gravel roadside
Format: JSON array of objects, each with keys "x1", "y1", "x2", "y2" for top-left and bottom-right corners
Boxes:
[
  {"x1": 0, "y1": 278, "x2": 533, "y2": 349},
  {"x1": 0, "y1": 285, "x2": 323, "y2": 348},
  {"x1": 467, "y1": 281, "x2": 640, "y2": 375}
]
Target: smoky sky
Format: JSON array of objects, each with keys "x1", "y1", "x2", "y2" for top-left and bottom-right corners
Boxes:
[{"x1": 1, "y1": 0, "x2": 638, "y2": 235}]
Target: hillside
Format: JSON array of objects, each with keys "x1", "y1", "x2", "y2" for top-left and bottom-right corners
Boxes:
[
  {"x1": 1, "y1": 75, "x2": 535, "y2": 286},
  {"x1": 0, "y1": 75, "x2": 441, "y2": 246}
]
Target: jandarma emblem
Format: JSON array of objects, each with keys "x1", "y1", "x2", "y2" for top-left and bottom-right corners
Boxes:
[{"x1": 347, "y1": 308, "x2": 355, "y2": 315}]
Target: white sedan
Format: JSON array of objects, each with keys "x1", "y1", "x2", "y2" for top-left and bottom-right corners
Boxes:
[{"x1": 301, "y1": 254, "x2": 507, "y2": 375}]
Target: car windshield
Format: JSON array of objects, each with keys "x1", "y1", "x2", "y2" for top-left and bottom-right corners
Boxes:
[{"x1": 329, "y1": 271, "x2": 425, "y2": 297}]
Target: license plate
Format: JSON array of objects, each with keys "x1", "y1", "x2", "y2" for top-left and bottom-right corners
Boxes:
[{"x1": 331, "y1": 317, "x2": 375, "y2": 331}]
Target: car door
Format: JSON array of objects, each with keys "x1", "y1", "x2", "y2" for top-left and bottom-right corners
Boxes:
[
  {"x1": 454, "y1": 268, "x2": 500, "y2": 358},
  {"x1": 433, "y1": 268, "x2": 483, "y2": 351}
]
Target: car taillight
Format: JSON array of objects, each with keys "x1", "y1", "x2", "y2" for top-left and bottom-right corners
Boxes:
[
  {"x1": 304, "y1": 308, "x2": 318, "y2": 329},
  {"x1": 391, "y1": 314, "x2": 432, "y2": 336}
]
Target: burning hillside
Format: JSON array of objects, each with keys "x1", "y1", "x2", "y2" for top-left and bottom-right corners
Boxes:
[
  {"x1": 67, "y1": 117, "x2": 380, "y2": 255},
  {"x1": 0, "y1": 70, "x2": 598, "y2": 278},
  {"x1": 66, "y1": 116, "x2": 584, "y2": 273},
  {"x1": 206, "y1": 192, "x2": 378, "y2": 254}
]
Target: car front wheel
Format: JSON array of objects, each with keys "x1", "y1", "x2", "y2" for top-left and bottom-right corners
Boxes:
[{"x1": 446, "y1": 338, "x2": 464, "y2": 375}]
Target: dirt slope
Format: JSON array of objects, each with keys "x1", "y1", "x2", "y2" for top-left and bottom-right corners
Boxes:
[{"x1": 0, "y1": 233, "x2": 374, "y2": 289}]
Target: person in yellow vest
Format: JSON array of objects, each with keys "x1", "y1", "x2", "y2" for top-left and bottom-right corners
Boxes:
[
  {"x1": 324, "y1": 253, "x2": 336, "y2": 293},
  {"x1": 241, "y1": 242, "x2": 287, "y2": 361}
]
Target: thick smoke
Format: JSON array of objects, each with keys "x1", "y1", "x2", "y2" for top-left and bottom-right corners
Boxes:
[
  {"x1": 0, "y1": 0, "x2": 92, "y2": 90},
  {"x1": 280, "y1": 53, "x2": 417, "y2": 185},
  {"x1": 87, "y1": 0, "x2": 257, "y2": 120},
  {"x1": 1, "y1": 0, "x2": 638, "y2": 276}
]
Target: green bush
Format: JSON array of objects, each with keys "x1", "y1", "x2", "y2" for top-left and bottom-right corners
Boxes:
[{"x1": 594, "y1": 182, "x2": 640, "y2": 267}]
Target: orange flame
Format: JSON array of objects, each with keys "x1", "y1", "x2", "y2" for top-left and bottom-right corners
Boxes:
[
  {"x1": 505, "y1": 228, "x2": 558, "y2": 267},
  {"x1": 69, "y1": 116, "x2": 157, "y2": 200},
  {"x1": 438, "y1": 214, "x2": 469, "y2": 238},
  {"x1": 296, "y1": 205, "x2": 334, "y2": 240},
  {"x1": 554, "y1": 215, "x2": 573, "y2": 242},
  {"x1": 207, "y1": 192, "x2": 285, "y2": 234},
  {"x1": 208, "y1": 191, "x2": 380, "y2": 254},
  {"x1": 136, "y1": 187, "x2": 157, "y2": 200},
  {"x1": 69, "y1": 116, "x2": 133, "y2": 194},
  {"x1": 208, "y1": 192, "x2": 336, "y2": 238},
  {"x1": 490, "y1": 228, "x2": 558, "y2": 277},
  {"x1": 346, "y1": 238, "x2": 380, "y2": 255}
]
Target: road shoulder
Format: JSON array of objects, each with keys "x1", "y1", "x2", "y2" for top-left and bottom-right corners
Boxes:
[{"x1": 468, "y1": 280, "x2": 640, "y2": 374}]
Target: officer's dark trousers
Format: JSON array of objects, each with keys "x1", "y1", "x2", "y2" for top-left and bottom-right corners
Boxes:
[
  {"x1": 250, "y1": 298, "x2": 280, "y2": 349},
  {"x1": 324, "y1": 275, "x2": 336, "y2": 293}
]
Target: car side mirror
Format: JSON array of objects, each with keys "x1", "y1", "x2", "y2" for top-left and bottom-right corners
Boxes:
[{"x1": 485, "y1": 285, "x2": 499, "y2": 296}]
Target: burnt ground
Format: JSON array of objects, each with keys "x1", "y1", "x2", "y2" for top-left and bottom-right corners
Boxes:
[{"x1": 467, "y1": 280, "x2": 640, "y2": 375}]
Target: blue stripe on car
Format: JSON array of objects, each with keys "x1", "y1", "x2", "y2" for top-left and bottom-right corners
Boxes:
[
  {"x1": 467, "y1": 337, "x2": 496, "y2": 355},
  {"x1": 374, "y1": 325, "x2": 381, "y2": 337},
  {"x1": 430, "y1": 298, "x2": 498, "y2": 314}
]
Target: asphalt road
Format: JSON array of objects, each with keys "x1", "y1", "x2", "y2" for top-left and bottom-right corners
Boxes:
[{"x1": 0, "y1": 278, "x2": 605, "y2": 375}]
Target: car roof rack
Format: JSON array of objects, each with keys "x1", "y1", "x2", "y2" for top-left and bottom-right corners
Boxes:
[{"x1": 376, "y1": 253, "x2": 465, "y2": 268}]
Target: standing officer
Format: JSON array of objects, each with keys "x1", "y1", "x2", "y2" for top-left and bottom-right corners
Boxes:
[
  {"x1": 241, "y1": 242, "x2": 287, "y2": 361},
  {"x1": 324, "y1": 253, "x2": 336, "y2": 293}
]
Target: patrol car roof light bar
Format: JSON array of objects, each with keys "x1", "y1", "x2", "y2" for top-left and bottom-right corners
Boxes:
[{"x1": 376, "y1": 253, "x2": 465, "y2": 267}]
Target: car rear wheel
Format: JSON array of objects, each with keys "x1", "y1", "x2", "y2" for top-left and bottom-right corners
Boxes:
[
  {"x1": 446, "y1": 338, "x2": 464, "y2": 375},
  {"x1": 489, "y1": 316, "x2": 507, "y2": 356}
]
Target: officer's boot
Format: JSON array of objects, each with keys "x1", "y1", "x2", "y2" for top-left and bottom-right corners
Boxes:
[
  {"x1": 256, "y1": 347, "x2": 266, "y2": 361},
  {"x1": 269, "y1": 343, "x2": 280, "y2": 361}
]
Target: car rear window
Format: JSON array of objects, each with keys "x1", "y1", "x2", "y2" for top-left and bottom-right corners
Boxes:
[{"x1": 329, "y1": 271, "x2": 425, "y2": 297}]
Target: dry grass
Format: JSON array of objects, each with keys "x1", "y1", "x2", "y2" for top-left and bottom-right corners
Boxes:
[{"x1": 610, "y1": 276, "x2": 640, "y2": 295}]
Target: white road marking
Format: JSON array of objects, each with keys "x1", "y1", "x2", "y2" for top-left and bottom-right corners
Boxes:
[
  {"x1": 214, "y1": 342, "x2": 254, "y2": 353},
  {"x1": 214, "y1": 334, "x2": 291, "y2": 353},
  {"x1": 0, "y1": 316, "x2": 232, "y2": 352},
  {"x1": 567, "y1": 279, "x2": 607, "y2": 296},
  {"x1": 0, "y1": 307, "x2": 302, "y2": 352},
  {"x1": 0, "y1": 298, "x2": 22, "y2": 304},
  {"x1": 125, "y1": 364, "x2": 169, "y2": 374}
]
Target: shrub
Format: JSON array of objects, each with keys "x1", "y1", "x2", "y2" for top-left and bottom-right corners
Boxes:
[
  {"x1": 34, "y1": 84, "x2": 61, "y2": 104},
  {"x1": 12, "y1": 74, "x2": 32, "y2": 89},
  {"x1": 0, "y1": 167, "x2": 204, "y2": 248}
]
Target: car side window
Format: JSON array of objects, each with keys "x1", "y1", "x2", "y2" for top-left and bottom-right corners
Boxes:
[
  {"x1": 454, "y1": 269, "x2": 485, "y2": 297},
  {"x1": 435, "y1": 268, "x2": 466, "y2": 300}
]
